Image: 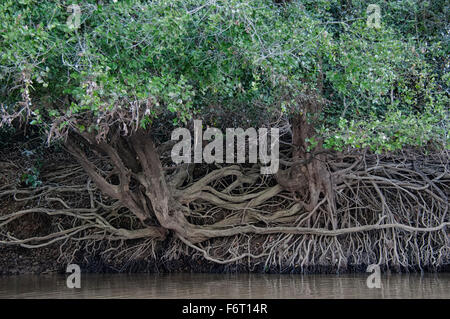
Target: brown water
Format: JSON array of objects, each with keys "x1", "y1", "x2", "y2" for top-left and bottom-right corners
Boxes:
[{"x1": 0, "y1": 273, "x2": 448, "y2": 299}]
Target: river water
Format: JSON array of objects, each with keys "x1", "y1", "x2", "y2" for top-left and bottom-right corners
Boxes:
[{"x1": 0, "y1": 273, "x2": 448, "y2": 299}]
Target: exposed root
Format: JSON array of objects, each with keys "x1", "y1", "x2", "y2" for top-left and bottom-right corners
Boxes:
[{"x1": 0, "y1": 146, "x2": 448, "y2": 272}]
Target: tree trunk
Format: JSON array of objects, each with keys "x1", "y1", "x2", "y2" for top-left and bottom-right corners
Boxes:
[{"x1": 278, "y1": 99, "x2": 336, "y2": 218}]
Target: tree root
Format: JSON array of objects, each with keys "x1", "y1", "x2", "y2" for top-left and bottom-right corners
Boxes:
[{"x1": 0, "y1": 147, "x2": 448, "y2": 272}]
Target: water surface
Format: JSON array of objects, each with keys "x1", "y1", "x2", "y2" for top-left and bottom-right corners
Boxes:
[{"x1": 0, "y1": 273, "x2": 448, "y2": 298}]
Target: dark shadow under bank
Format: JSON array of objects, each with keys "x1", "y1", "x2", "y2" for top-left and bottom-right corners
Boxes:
[{"x1": 1, "y1": 244, "x2": 448, "y2": 276}]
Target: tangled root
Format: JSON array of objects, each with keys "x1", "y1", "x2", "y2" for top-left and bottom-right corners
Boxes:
[
  {"x1": 163, "y1": 149, "x2": 449, "y2": 271},
  {"x1": 0, "y1": 148, "x2": 448, "y2": 272}
]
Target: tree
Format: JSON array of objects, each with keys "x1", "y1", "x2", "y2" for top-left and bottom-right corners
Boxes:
[{"x1": 0, "y1": 0, "x2": 448, "y2": 269}]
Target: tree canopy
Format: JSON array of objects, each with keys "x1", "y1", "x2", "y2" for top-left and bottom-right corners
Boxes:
[{"x1": 1, "y1": 0, "x2": 448, "y2": 152}]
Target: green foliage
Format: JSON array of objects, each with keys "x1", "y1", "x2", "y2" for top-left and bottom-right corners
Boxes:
[
  {"x1": 21, "y1": 161, "x2": 43, "y2": 188},
  {"x1": 0, "y1": 0, "x2": 448, "y2": 151},
  {"x1": 323, "y1": 103, "x2": 449, "y2": 153},
  {"x1": 21, "y1": 166, "x2": 42, "y2": 188}
]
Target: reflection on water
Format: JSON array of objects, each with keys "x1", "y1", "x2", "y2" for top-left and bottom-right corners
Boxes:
[{"x1": 0, "y1": 273, "x2": 448, "y2": 299}]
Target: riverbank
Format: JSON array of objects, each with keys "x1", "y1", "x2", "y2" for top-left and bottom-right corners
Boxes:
[
  {"x1": 1, "y1": 242, "x2": 449, "y2": 276},
  {"x1": 1, "y1": 134, "x2": 449, "y2": 276}
]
